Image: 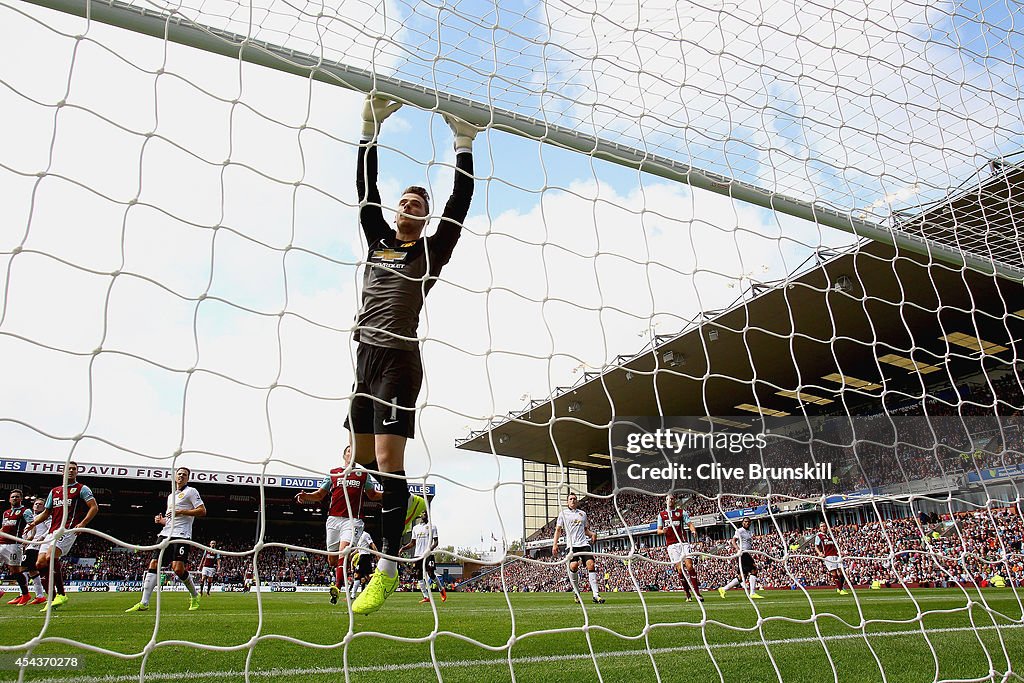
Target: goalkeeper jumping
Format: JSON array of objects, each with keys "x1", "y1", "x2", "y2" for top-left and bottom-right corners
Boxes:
[{"x1": 347, "y1": 94, "x2": 476, "y2": 615}]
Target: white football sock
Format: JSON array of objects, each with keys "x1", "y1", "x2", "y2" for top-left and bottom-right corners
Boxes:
[
  {"x1": 141, "y1": 571, "x2": 159, "y2": 605},
  {"x1": 378, "y1": 559, "x2": 397, "y2": 577},
  {"x1": 181, "y1": 573, "x2": 198, "y2": 598}
]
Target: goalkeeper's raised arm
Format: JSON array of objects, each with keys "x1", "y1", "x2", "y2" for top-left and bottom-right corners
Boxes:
[{"x1": 354, "y1": 95, "x2": 475, "y2": 250}]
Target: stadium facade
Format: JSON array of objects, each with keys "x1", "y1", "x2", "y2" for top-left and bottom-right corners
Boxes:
[{"x1": 0, "y1": 458, "x2": 437, "y2": 589}]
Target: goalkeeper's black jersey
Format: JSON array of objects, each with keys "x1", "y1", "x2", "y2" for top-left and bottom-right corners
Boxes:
[{"x1": 354, "y1": 142, "x2": 474, "y2": 352}]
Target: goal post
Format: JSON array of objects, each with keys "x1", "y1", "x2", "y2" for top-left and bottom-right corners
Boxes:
[{"x1": 18, "y1": 0, "x2": 1022, "y2": 281}]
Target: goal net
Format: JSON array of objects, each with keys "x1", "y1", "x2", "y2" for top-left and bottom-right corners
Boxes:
[{"x1": 0, "y1": 0, "x2": 1022, "y2": 680}]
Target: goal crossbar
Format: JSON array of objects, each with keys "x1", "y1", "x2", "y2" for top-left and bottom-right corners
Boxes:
[{"x1": 19, "y1": 0, "x2": 1023, "y2": 283}]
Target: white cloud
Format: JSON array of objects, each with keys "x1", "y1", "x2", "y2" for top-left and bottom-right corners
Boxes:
[
  {"x1": 541, "y1": 0, "x2": 1023, "y2": 213},
  {"x1": 104, "y1": 276, "x2": 199, "y2": 371}
]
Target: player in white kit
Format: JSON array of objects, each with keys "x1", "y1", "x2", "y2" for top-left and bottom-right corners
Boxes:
[
  {"x1": 349, "y1": 529, "x2": 378, "y2": 599},
  {"x1": 552, "y1": 493, "x2": 605, "y2": 604},
  {"x1": 20, "y1": 498, "x2": 48, "y2": 605},
  {"x1": 126, "y1": 467, "x2": 206, "y2": 612},
  {"x1": 718, "y1": 517, "x2": 763, "y2": 599},
  {"x1": 402, "y1": 512, "x2": 447, "y2": 603}
]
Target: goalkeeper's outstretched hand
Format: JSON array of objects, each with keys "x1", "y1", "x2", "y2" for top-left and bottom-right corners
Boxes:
[
  {"x1": 361, "y1": 94, "x2": 402, "y2": 138},
  {"x1": 443, "y1": 112, "x2": 478, "y2": 150}
]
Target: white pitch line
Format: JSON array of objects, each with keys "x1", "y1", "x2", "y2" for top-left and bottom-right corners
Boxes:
[
  {"x1": 21, "y1": 622, "x2": 1024, "y2": 683},
  {"x1": 0, "y1": 590, "x2": 1015, "y2": 621}
]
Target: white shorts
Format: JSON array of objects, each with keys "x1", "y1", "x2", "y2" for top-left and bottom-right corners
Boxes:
[
  {"x1": 201, "y1": 567, "x2": 216, "y2": 578},
  {"x1": 326, "y1": 517, "x2": 363, "y2": 553},
  {"x1": 41, "y1": 530, "x2": 77, "y2": 557},
  {"x1": 0, "y1": 544, "x2": 24, "y2": 567},
  {"x1": 667, "y1": 542, "x2": 692, "y2": 565},
  {"x1": 823, "y1": 555, "x2": 842, "y2": 572}
]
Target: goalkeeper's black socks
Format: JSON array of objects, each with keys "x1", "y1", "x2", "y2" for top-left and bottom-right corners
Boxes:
[{"x1": 379, "y1": 470, "x2": 410, "y2": 574}]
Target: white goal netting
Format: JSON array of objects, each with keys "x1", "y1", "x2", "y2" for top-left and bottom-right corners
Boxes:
[{"x1": 0, "y1": 0, "x2": 1022, "y2": 680}]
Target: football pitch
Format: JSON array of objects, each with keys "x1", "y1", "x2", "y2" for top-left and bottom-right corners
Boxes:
[{"x1": 0, "y1": 589, "x2": 1021, "y2": 682}]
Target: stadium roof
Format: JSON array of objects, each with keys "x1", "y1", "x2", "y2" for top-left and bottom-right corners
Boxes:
[
  {"x1": 892, "y1": 152, "x2": 1024, "y2": 273},
  {"x1": 455, "y1": 239, "x2": 1023, "y2": 466}
]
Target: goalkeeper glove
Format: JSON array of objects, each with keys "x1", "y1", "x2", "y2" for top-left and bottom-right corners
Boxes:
[
  {"x1": 443, "y1": 112, "x2": 477, "y2": 150},
  {"x1": 361, "y1": 94, "x2": 402, "y2": 139}
]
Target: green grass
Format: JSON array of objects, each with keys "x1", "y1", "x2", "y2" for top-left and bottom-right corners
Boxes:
[{"x1": 0, "y1": 588, "x2": 1021, "y2": 682}]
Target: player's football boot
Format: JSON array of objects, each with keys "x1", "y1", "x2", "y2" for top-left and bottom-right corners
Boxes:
[
  {"x1": 718, "y1": 587, "x2": 727, "y2": 598},
  {"x1": 29, "y1": 596, "x2": 47, "y2": 605},
  {"x1": 592, "y1": 596, "x2": 606, "y2": 604},
  {"x1": 9, "y1": 594, "x2": 30, "y2": 605},
  {"x1": 125, "y1": 602, "x2": 149, "y2": 612},
  {"x1": 418, "y1": 597, "x2": 431, "y2": 604},
  {"x1": 329, "y1": 585, "x2": 341, "y2": 605},
  {"x1": 696, "y1": 595, "x2": 704, "y2": 602},
  {"x1": 351, "y1": 569, "x2": 398, "y2": 615},
  {"x1": 404, "y1": 495, "x2": 427, "y2": 534},
  {"x1": 837, "y1": 589, "x2": 849, "y2": 595},
  {"x1": 39, "y1": 596, "x2": 67, "y2": 613},
  {"x1": 440, "y1": 588, "x2": 447, "y2": 603},
  {"x1": 189, "y1": 596, "x2": 201, "y2": 611},
  {"x1": 573, "y1": 594, "x2": 581, "y2": 604},
  {"x1": 684, "y1": 596, "x2": 693, "y2": 603},
  {"x1": 7, "y1": 594, "x2": 24, "y2": 605},
  {"x1": 749, "y1": 592, "x2": 764, "y2": 599}
]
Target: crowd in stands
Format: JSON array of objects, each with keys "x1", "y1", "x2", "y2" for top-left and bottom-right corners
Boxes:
[
  {"x1": 41, "y1": 502, "x2": 1022, "y2": 595},
  {"x1": 470, "y1": 506, "x2": 1024, "y2": 594},
  {"x1": 53, "y1": 529, "x2": 336, "y2": 586},
  {"x1": 525, "y1": 374, "x2": 1023, "y2": 543}
]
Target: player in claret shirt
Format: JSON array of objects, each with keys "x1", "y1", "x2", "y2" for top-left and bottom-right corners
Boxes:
[
  {"x1": 656, "y1": 493, "x2": 703, "y2": 602},
  {"x1": 815, "y1": 521, "x2": 848, "y2": 595},
  {"x1": 24, "y1": 461, "x2": 99, "y2": 611},
  {"x1": 198, "y1": 540, "x2": 221, "y2": 597},
  {"x1": 1, "y1": 489, "x2": 34, "y2": 605},
  {"x1": 294, "y1": 446, "x2": 380, "y2": 605}
]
